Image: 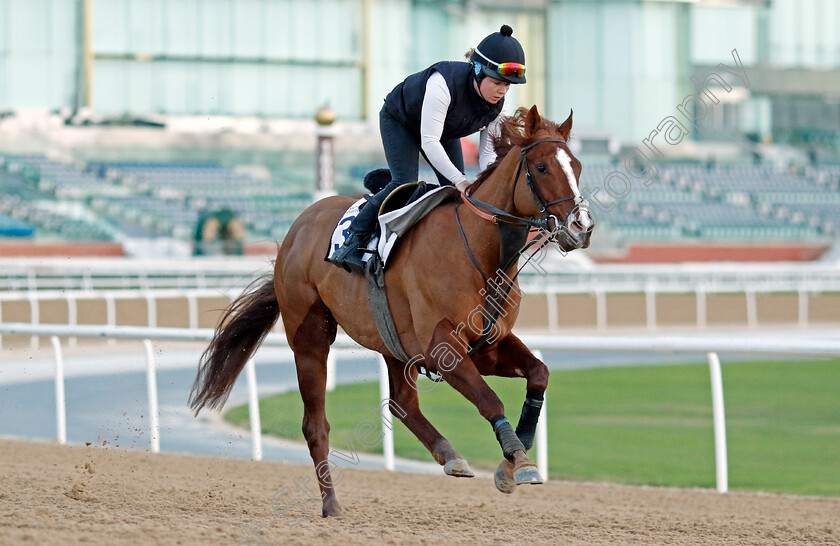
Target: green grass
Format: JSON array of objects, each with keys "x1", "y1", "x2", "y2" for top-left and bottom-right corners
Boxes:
[{"x1": 225, "y1": 359, "x2": 840, "y2": 496}]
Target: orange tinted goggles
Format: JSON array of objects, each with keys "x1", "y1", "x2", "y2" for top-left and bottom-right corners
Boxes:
[{"x1": 495, "y1": 62, "x2": 525, "y2": 78}]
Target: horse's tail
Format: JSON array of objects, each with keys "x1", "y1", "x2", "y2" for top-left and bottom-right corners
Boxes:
[{"x1": 189, "y1": 274, "x2": 279, "y2": 414}]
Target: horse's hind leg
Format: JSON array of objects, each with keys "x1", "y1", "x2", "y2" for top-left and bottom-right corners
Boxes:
[
  {"x1": 291, "y1": 300, "x2": 342, "y2": 517},
  {"x1": 383, "y1": 356, "x2": 474, "y2": 478}
]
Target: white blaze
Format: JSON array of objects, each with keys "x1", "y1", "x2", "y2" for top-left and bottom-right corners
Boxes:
[{"x1": 555, "y1": 149, "x2": 580, "y2": 202}]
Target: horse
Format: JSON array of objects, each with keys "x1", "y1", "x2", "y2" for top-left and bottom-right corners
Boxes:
[{"x1": 189, "y1": 105, "x2": 594, "y2": 518}]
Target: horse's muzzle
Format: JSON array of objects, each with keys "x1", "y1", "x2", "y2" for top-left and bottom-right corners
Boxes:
[{"x1": 551, "y1": 205, "x2": 594, "y2": 251}]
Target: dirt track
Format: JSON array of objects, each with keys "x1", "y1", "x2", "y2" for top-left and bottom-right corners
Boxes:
[{"x1": 1, "y1": 439, "x2": 838, "y2": 545}]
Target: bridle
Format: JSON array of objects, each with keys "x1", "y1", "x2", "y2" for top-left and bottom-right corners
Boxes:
[
  {"x1": 447, "y1": 137, "x2": 595, "y2": 359},
  {"x1": 461, "y1": 137, "x2": 594, "y2": 250}
]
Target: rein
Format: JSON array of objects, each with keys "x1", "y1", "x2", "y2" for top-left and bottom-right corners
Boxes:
[
  {"x1": 514, "y1": 138, "x2": 580, "y2": 215},
  {"x1": 461, "y1": 193, "x2": 547, "y2": 230},
  {"x1": 455, "y1": 137, "x2": 588, "y2": 355},
  {"x1": 462, "y1": 137, "x2": 580, "y2": 232}
]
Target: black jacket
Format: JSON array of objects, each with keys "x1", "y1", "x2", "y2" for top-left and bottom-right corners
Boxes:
[{"x1": 383, "y1": 61, "x2": 504, "y2": 142}]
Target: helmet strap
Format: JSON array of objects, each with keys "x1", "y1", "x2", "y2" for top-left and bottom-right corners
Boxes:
[{"x1": 472, "y1": 71, "x2": 489, "y2": 102}]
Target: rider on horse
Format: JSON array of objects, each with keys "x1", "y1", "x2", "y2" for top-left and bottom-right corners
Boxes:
[{"x1": 330, "y1": 24, "x2": 527, "y2": 272}]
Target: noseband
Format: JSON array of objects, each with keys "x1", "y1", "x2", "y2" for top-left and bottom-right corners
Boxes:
[
  {"x1": 462, "y1": 138, "x2": 594, "y2": 248},
  {"x1": 454, "y1": 137, "x2": 594, "y2": 356}
]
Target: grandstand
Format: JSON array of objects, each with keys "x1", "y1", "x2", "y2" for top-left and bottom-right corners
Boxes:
[
  {"x1": 578, "y1": 163, "x2": 838, "y2": 250},
  {"x1": 0, "y1": 154, "x2": 311, "y2": 249},
  {"x1": 0, "y1": 0, "x2": 837, "y2": 261},
  {"x1": 2, "y1": 150, "x2": 838, "y2": 260}
]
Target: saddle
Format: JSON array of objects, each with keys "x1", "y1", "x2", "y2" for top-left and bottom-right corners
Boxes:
[
  {"x1": 326, "y1": 177, "x2": 459, "y2": 270},
  {"x1": 325, "y1": 171, "x2": 460, "y2": 362},
  {"x1": 364, "y1": 181, "x2": 458, "y2": 364},
  {"x1": 380, "y1": 181, "x2": 436, "y2": 216}
]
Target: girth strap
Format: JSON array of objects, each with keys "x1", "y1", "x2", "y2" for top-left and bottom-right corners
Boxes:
[
  {"x1": 365, "y1": 255, "x2": 411, "y2": 363},
  {"x1": 366, "y1": 253, "x2": 445, "y2": 381}
]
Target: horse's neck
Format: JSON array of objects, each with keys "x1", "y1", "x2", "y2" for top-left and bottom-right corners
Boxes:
[
  {"x1": 459, "y1": 153, "x2": 521, "y2": 277},
  {"x1": 470, "y1": 152, "x2": 519, "y2": 215}
]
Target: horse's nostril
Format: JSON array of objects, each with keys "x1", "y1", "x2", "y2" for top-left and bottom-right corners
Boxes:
[
  {"x1": 575, "y1": 210, "x2": 594, "y2": 232},
  {"x1": 576, "y1": 220, "x2": 593, "y2": 233}
]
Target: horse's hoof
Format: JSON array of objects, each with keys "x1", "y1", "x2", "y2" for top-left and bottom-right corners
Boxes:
[
  {"x1": 513, "y1": 464, "x2": 543, "y2": 486},
  {"x1": 494, "y1": 460, "x2": 516, "y2": 494},
  {"x1": 322, "y1": 498, "x2": 343, "y2": 518},
  {"x1": 444, "y1": 458, "x2": 474, "y2": 478}
]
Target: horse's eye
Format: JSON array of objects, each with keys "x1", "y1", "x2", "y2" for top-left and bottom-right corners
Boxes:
[{"x1": 536, "y1": 163, "x2": 548, "y2": 174}]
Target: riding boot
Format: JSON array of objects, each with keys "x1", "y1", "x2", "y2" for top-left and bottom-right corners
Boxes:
[
  {"x1": 329, "y1": 194, "x2": 383, "y2": 273},
  {"x1": 329, "y1": 180, "x2": 404, "y2": 273}
]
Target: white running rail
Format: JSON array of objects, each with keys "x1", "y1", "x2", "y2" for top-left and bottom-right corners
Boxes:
[
  {"x1": 1, "y1": 322, "x2": 839, "y2": 493},
  {"x1": 3, "y1": 279, "x2": 838, "y2": 352}
]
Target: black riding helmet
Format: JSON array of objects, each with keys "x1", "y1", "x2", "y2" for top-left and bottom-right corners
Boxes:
[{"x1": 470, "y1": 24, "x2": 526, "y2": 85}]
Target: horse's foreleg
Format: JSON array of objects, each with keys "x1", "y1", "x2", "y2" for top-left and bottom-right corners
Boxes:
[
  {"x1": 473, "y1": 334, "x2": 549, "y2": 493},
  {"x1": 427, "y1": 320, "x2": 542, "y2": 486},
  {"x1": 500, "y1": 334, "x2": 549, "y2": 451},
  {"x1": 292, "y1": 301, "x2": 342, "y2": 518},
  {"x1": 384, "y1": 356, "x2": 474, "y2": 477}
]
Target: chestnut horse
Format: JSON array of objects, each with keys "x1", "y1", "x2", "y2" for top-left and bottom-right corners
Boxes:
[{"x1": 189, "y1": 106, "x2": 593, "y2": 517}]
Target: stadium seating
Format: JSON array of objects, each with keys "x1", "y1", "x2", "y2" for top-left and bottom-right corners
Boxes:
[
  {"x1": 578, "y1": 163, "x2": 839, "y2": 242},
  {"x1": 1, "y1": 152, "x2": 838, "y2": 247},
  {"x1": 1, "y1": 155, "x2": 311, "y2": 243}
]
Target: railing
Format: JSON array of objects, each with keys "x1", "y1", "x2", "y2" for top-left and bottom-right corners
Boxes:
[
  {"x1": 2, "y1": 322, "x2": 839, "y2": 493},
  {"x1": 0, "y1": 257, "x2": 271, "y2": 291},
  {"x1": 0, "y1": 288, "x2": 239, "y2": 349},
  {"x1": 2, "y1": 278, "x2": 839, "y2": 352},
  {"x1": 4, "y1": 257, "x2": 840, "y2": 293}
]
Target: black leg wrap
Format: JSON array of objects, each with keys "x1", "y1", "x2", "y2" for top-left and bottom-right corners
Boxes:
[
  {"x1": 515, "y1": 394, "x2": 544, "y2": 451},
  {"x1": 491, "y1": 415, "x2": 526, "y2": 462}
]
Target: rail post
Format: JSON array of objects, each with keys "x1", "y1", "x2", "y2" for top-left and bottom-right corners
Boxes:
[
  {"x1": 326, "y1": 352, "x2": 337, "y2": 392},
  {"x1": 546, "y1": 290, "x2": 559, "y2": 331},
  {"x1": 187, "y1": 293, "x2": 199, "y2": 330},
  {"x1": 105, "y1": 294, "x2": 116, "y2": 347},
  {"x1": 28, "y1": 292, "x2": 39, "y2": 350},
  {"x1": 746, "y1": 289, "x2": 758, "y2": 329},
  {"x1": 246, "y1": 358, "x2": 263, "y2": 461},
  {"x1": 645, "y1": 284, "x2": 657, "y2": 330},
  {"x1": 798, "y1": 287, "x2": 809, "y2": 328},
  {"x1": 144, "y1": 292, "x2": 157, "y2": 328},
  {"x1": 533, "y1": 350, "x2": 548, "y2": 482},
  {"x1": 379, "y1": 356, "x2": 395, "y2": 471},
  {"x1": 67, "y1": 293, "x2": 78, "y2": 349},
  {"x1": 595, "y1": 289, "x2": 607, "y2": 331},
  {"x1": 696, "y1": 287, "x2": 707, "y2": 329},
  {"x1": 51, "y1": 336, "x2": 67, "y2": 444},
  {"x1": 144, "y1": 339, "x2": 160, "y2": 452},
  {"x1": 707, "y1": 352, "x2": 728, "y2": 493}
]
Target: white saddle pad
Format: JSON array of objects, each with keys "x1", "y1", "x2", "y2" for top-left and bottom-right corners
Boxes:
[
  {"x1": 327, "y1": 185, "x2": 459, "y2": 268},
  {"x1": 327, "y1": 197, "x2": 379, "y2": 266}
]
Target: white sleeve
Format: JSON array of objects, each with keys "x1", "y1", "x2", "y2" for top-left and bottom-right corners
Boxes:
[
  {"x1": 420, "y1": 72, "x2": 468, "y2": 186},
  {"x1": 478, "y1": 113, "x2": 503, "y2": 172}
]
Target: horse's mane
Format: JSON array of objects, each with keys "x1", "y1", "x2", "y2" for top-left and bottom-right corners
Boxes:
[{"x1": 473, "y1": 107, "x2": 564, "y2": 189}]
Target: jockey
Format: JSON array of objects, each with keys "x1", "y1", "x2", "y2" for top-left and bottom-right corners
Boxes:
[{"x1": 330, "y1": 24, "x2": 527, "y2": 272}]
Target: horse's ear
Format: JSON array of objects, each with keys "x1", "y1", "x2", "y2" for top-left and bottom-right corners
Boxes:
[
  {"x1": 559, "y1": 109, "x2": 573, "y2": 140},
  {"x1": 525, "y1": 105, "x2": 541, "y2": 136}
]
